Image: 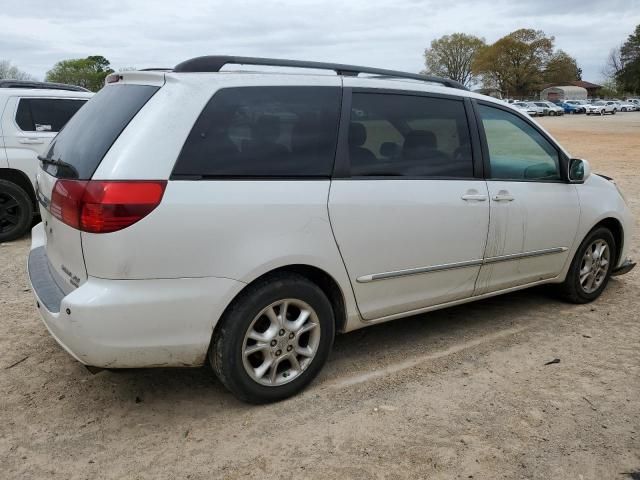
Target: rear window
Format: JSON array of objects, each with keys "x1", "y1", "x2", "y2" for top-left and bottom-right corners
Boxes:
[
  {"x1": 172, "y1": 86, "x2": 341, "y2": 178},
  {"x1": 16, "y1": 98, "x2": 87, "y2": 132},
  {"x1": 42, "y1": 84, "x2": 159, "y2": 179}
]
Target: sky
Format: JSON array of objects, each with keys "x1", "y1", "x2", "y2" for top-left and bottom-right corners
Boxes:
[{"x1": 1, "y1": 0, "x2": 639, "y2": 83}]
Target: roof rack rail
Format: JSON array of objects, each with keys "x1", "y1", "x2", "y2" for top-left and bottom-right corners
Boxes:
[
  {"x1": 0, "y1": 80, "x2": 90, "y2": 92},
  {"x1": 173, "y1": 55, "x2": 468, "y2": 91},
  {"x1": 138, "y1": 68, "x2": 172, "y2": 72}
]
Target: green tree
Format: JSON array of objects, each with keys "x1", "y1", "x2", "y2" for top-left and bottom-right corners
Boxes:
[
  {"x1": 422, "y1": 33, "x2": 486, "y2": 86},
  {"x1": 543, "y1": 50, "x2": 581, "y2": 84},
  {"x1": 616, "y1": 24, "x2": 640, "y2": 94},
  {"x1": 45, "y1": 55, "x2": 114, "y2": 91},
  {"x1": 0, "y1": 60, "x2": 33, "y2": 80},
  {"x1": 473, "y1": 29, "x2": 554, "y2": 97}
]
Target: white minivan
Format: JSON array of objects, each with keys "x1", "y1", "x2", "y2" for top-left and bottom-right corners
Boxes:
[
  {"x1": 0, "y1": 80, "x2": 92, "y2": 241},
  {"x1": 28, "y1": 56, "x2": 635, "y2": 403}
]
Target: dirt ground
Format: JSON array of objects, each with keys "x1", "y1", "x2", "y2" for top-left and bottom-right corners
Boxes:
[{"x1": 1, "y1": 113, "x2": 639, "y2": 480}]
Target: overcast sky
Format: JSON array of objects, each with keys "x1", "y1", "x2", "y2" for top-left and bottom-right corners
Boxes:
[{"x1": 2, "y1": 0, "x2": 639, "y2": 83}]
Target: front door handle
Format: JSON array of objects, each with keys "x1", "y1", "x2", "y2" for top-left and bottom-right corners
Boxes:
[{"x1": 492, "y1": 193, "x2": 514, "y2": 202}]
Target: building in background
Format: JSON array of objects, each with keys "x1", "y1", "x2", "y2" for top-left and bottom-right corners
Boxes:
[{"x1": 539, "y1": 85, "x2": 588, "y2": 102}]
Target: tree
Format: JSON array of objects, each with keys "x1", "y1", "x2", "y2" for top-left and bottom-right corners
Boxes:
[
  {"x1": 602, "y1": 47, "x2": 623, "y2": 80},
  {"x1": 422, "y1": 33, "x2": 486, "y2": 86},
  {"x1": 616, "y1": 24, "x2": 640, "y2": 94},
  {"x1": 0, "y1": 60, "x2": 33, "y2": 80},
  {"x1": 543, "y1": 50, "x2": 580, "y2": 84},
  {"x1": 46, "y1": 55, "x2": 114, "y2": 91},
  {"x1": 473, "y1": 29, "x2": 554, "y2": 97}
]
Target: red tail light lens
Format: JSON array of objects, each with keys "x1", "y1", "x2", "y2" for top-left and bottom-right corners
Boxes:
[{"x1": 50, "y1": 180, "x2": 167, "y2": 233}]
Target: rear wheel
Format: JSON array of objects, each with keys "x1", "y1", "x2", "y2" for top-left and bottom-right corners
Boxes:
[
  {"x1": 0, "y1": 179, "x2": 33, "y2": 242},
  {"x1": 558, "y1": 227, "x2": 616, "y2": 304},
  {"x1": 210, "y1": 273, "x2": 335, "y2": 403}
]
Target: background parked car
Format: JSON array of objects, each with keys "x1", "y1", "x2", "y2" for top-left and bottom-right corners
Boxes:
[
  {"x1": 565, "y1": 100, "x2": 588, "y2": 113},
  {"x1": 558, "y1": 102, "x2": 579, "y2": 114},
  {"x1": 535, "y1": 101, "x2": 564, "y2": 116},
  {"x1": 513, "y1": 101, "x2": 543, "y2": 116},
  {"x1": 616, "y1": 100, "x2": 637, "y2": 112},
  {"x1": 585, "y1": 101, "x2": 617, "y2": 116},
  {"x1": 0, "y1": 80, "x2": 92, "y2": 241},
  {"x1": 512, "y1": 103, "x2": 533, "y2": 116}
]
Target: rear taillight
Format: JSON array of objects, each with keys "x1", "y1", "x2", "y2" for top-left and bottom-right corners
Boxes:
[{"x1": 50, "y1": 180, "x2": 167, "y2": 233}]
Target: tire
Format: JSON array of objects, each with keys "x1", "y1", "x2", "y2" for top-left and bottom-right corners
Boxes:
[
  {"x1": 612, "y1": 110, "x2": 616, "y2": 115},
  {"x1": 558, "y1": 227, "x2": 616, "y2": 304},
  {"x1": 0, "y1": 179, "x2": 33, "y2": 242},
  {"x1": 600, "y1": 110, "x2": 605, "y2": 116},
  {"x1": 210, "y1": 272, "x2": 335, "y2": 403}
]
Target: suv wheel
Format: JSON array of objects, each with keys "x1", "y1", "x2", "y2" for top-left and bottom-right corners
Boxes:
[
  {"x1": 210, "y1": 273, "x2": 335, "y2": 403},
  {"x1": 558, "y1": 227, "x2": 616, "y2": 303},
  {"x1": 0, "y1": 180, "x2": 33, "y2": 242}
]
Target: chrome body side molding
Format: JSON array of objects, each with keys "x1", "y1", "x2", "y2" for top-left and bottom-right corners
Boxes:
[{"x1": 356, "y1": 247, "x2": 569, "y2": 283}]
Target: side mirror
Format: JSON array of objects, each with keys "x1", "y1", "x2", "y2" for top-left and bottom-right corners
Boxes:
[{"x1": 568, "y1": 158, "x2": 591, "y2": 183}]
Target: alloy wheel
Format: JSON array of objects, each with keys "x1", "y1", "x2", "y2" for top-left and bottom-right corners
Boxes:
[
  {"x1": 242, "y1": 299, "x2": 321, "y2": 386},
  {"x1": 579, "y1": 239, "x2": 610, "y2": 294}
]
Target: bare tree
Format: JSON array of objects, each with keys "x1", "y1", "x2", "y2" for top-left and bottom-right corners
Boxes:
[
  {"x1": 0, "y1": 60, "x2": 33, "y2": 80},
  {"x1": 602, "y1": 47, "x2": 623, "y2": 80}
]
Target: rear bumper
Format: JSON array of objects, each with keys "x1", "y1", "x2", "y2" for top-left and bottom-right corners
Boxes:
[
  {"x1": 612, "y1": 258, "x2": 636, "y2": 277},
  {"x1": 28, "y1": 223, "x2": 245, "y2": 368}
]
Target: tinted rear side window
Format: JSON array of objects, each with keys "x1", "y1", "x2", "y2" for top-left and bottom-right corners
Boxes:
[
  {"x1": 42, "y1": 84, "x2": 159, "y2": 179},
  {"x1": 348, "y1": 93, "x2": 473, "y2": 178},
  {"x1": 16, "y1": 98, "x2": 87, "y2": 132},
  {"x1": 173, "y1": 87, "x2": 341, "y2": 178}
]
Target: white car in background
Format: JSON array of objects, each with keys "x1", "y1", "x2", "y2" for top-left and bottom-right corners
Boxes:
[
  {"x1": 585, "y1": 101, "x2": 617, "y2": 115},
  {"x1": 535, "y1": 101, "x2": 564, "y2": 116},
  {"x1": 616, "y1": 100, "x2": 637, "y2": 112},
  {"x1": 514, "y1": 101, "x2": 543, "y2": 116},
  {"x1": 0, "y1": 80, "x2": 92, "y2": 241},
  {"x1": 626, "y1": 99, "x2": 640, "y2": 109},
  {"x1": 27, "y1": 56, "x2": 636, "y2": 403},
  {"x1": 512, "y1": 103, "x2": 533, "y2": 116}
]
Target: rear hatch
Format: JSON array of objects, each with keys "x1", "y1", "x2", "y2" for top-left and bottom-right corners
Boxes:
[{"x1": 36, "y1": 80, "x2": 161, "y2": 294}]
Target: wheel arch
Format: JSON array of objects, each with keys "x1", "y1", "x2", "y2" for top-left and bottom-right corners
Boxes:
[
  {"x1": 214, "y1": 264, "x2": 349, "y2": 336},
  {"x1": 593, "y1": 217, "x2": 624, "y2": 266},
  {"x1": 0, "y1": 168, "x2": 36, "y2": 210}
]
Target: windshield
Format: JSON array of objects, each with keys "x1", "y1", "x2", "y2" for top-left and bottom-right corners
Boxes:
[
  {"x1": 42, "y1": 84, "x2": 159, "y2": 179},
  {"x1": 593, "y1": 101, "x2": 605, "y2": 106}
]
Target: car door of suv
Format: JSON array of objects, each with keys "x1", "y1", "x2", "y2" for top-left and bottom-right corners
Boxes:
[
  {"x1": 1, "y1": 96, "x2": 87, "y2": 185},
  {"x1": 329, "y1": 86, "x2": 489, "y2": 320},
  {"x1": 473, "y1": 101, "x2": 580, "y2": 295}
]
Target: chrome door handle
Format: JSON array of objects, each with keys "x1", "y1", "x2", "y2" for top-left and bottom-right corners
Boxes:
[
  {"x1": 492, "y1": 194, "x2": 514, "y2": 202},
  {"x1": 18, "y1": 138, "x2": 45, "y2": 144},
  {"x1": 461, "y1": 194, "x2": 487, "y2": 202}
]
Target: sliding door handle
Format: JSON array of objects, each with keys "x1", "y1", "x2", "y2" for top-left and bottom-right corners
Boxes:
[{"x1": 461, "y1": 194, "x2": 487, "y2": 202}]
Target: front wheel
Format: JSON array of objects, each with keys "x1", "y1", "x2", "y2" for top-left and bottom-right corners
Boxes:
[
  {"x1": 210, "y1": 273, "x2": 335, "y2": 403},
  {"x1": 558, "y1": 227, "x2": 616, "y2": 304}
]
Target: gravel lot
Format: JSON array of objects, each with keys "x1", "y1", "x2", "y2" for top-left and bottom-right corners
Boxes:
[{"x1": 1, "y1": 113, "x2": 639, "y2": 479}]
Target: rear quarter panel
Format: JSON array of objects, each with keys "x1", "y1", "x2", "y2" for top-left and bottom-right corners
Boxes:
[{"x1": 81, "y1": 180, "x2": 362, "y2": 329}]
